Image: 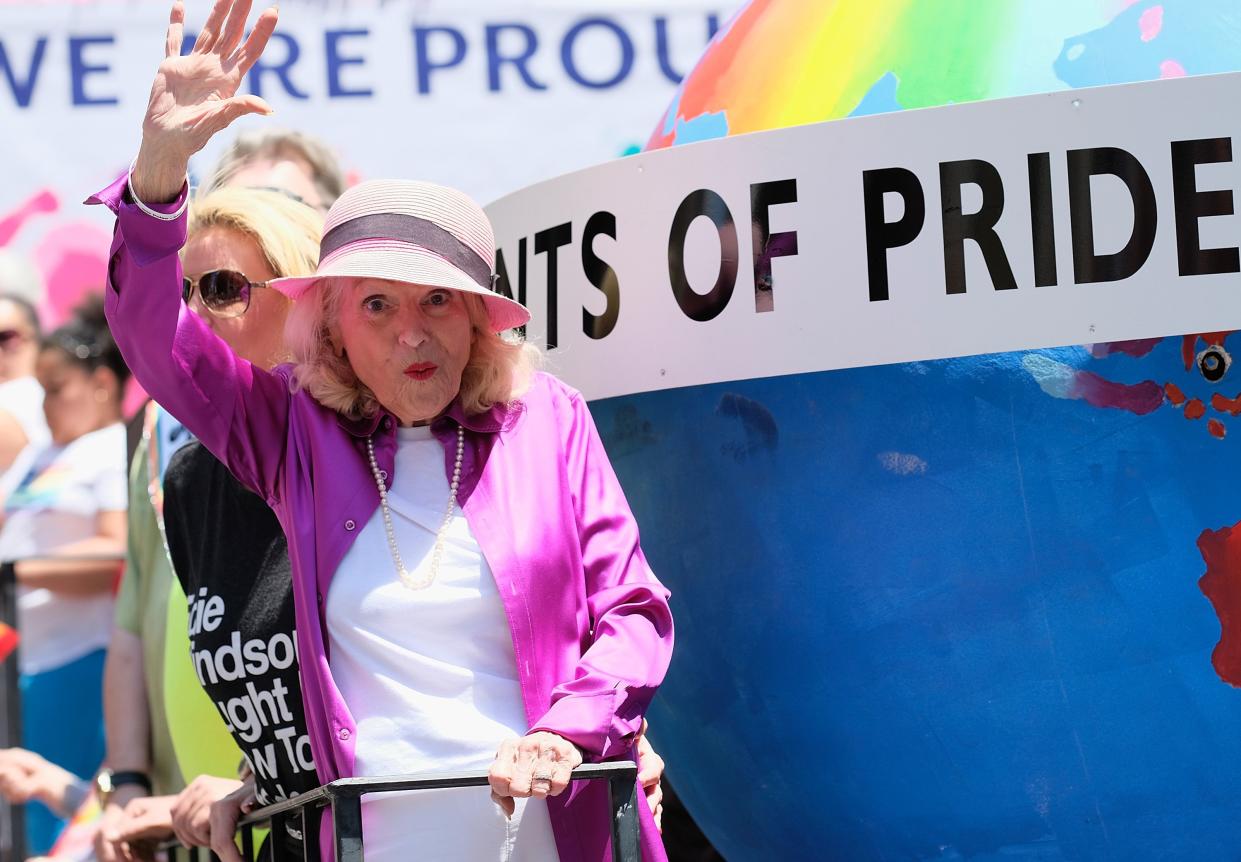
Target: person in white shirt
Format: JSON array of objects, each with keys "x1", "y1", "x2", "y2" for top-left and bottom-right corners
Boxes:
[
  {"x1": 0, "y1": 297, "x2": 129, "y2": 855},
  {"x1": 0, "y1": 293, "x2": 50, "y2": 491}
]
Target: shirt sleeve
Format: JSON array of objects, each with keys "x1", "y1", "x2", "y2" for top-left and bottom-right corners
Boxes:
[
  {"x1": 528, "y1": 385, "x2": 674, "y2": 759},
  {"x1": 114, "y1": 443, "x2": 146, "y2": 635},
  {"x1": 92, "y1": 430, "x2": 130, "y2": 514},
  {"x1": 86, "y1": 173, "x2": 290, "y2": 501}
]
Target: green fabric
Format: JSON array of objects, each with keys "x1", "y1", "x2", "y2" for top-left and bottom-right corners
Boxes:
[
  {"x1": 163, "y1": 566, "x2": 244, "y2": 784},
  {"x1": 116, "y1": 440, "x2": 183, "y2": 796},
  {"x1": 121, "y1": 437, "x2": 242, "y2": 795}
]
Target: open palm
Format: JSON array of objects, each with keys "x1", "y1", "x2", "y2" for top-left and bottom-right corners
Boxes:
[{"x1": 135, "y1": 0, "x2": 277, "y2": 195}]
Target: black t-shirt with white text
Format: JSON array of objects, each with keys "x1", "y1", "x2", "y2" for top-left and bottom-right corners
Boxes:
[{"x1": 163, "y1": 440, "x2": 318, "y2": 807}]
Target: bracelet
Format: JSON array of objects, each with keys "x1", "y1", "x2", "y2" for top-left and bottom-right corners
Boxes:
[
  {"x1": 126, "y1": 157, "x2": 189, "y2": 222},
  {"x1": 108, "y1": 770, "x2": 153, "y2": 794}
]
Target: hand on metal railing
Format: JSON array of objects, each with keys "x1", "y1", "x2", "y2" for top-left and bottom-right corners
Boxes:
[{"x1": 163, "y1": 761, "x2": 641, "y2": 862}]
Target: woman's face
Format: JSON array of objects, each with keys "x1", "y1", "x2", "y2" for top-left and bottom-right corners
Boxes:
[
  {"x1": 334, "y1": 279, "x2": 474, "y2": 426},
  {"x1": 0, "y1": 299, "x2": 39, "y2": 384},
  {"x1": 36, "y1": 349, "x2": 115, "y2": 445},
  {"x1": 182, "y1": 227, "x2": 291, "y2": 370}
]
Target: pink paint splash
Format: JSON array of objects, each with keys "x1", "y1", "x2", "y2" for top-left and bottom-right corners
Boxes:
[
  {"x1": 1139, "y1": 5, "x2": 1164, "y2": 42},
  {"x1": 0, "y1": 189, "x2": 58, "y2": 248},
  {"x1": 1, "y1": 185, "x2": 148, "y2": 417},
  {"x1": 1161, "y1": 59, "x2": 1187, "y2": 78},
  {"x1": 1071, "y1": 370, "x2": 1164, "y2": 415},
  {"x1": 32, "y1": 223, "x2": 111, "y2": 328},
  {"x1": 1090, "y1": 338, "x2": 1162, "y2": 359}
]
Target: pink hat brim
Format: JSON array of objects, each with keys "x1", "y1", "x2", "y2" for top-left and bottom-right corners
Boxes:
[{"x1": 269, "y1": 243, "x2": 530, "y2": 333}]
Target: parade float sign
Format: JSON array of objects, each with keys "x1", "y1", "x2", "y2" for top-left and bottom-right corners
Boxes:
[
  {"x1": 490, "y1": 72, "x2": 1241, "y2": 400},
  {"x1": 490, "y1": 71, "x2": 1241, "y2": 860}
]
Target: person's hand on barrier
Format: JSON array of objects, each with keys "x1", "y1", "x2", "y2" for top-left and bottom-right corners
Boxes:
[
  {"x1": 131, "y1": 0, "x2": 279, "y2": 204},
  {"x1": 635, "y1": 720, "x2": 666, "y2": 833},
  {"x1": 489, "y1": 731, "x2": 584, "y2": 817},
  {"x1": 207, "y1": 776, "x2": 258, "y2": 862},
  {"x1": 104, "y1": 793, "x2": 176, "y2": 862},
  {"x1": 0, "y1": 747, "x2": 78, "y2": 811},
  {"x1": 95, "y1": 784, "x2": 149, "y2": 862},
  {"x1": 169, "y1": 774, "x2": 243, "y2": 850}
]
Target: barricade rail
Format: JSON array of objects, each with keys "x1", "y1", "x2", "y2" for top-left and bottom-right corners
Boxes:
[
  {"x1": 0, "y1": 560, "x2": 642, "y2": 862},
  {"x1": 164, "y1": 761, "x2": 641, "y2": 862}
]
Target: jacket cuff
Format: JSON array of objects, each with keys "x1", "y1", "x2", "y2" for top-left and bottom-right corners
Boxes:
[
  {"x1": 86, "y1": 171, "x2": 188, "y2": 268},
  {"x1": 530, "y1": 688, "x2": 644, "y2": 759}
]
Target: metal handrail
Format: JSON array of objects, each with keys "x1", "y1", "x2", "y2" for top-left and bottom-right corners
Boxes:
[
  {"x1": 0, "y1": 559, "x2": 642, "y2": 862},
  {"x1": 165, "y1": 761, "x2": 641, "y2": 862},
  {"x1": 0, "y1": 560, "x2": 19, "y2": 862}
]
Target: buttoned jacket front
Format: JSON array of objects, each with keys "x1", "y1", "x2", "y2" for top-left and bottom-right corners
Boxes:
[{"x1": 91, "y1": 174, "x2": 673, "y2": 862}]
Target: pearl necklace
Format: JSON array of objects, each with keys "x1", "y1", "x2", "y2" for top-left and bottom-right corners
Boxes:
[{"x1": 365, "y1": 424, "x2": 465, "y2": 590}]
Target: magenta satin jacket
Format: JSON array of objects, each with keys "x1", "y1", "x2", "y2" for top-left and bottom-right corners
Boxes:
[{"x1": 89, "y1": 174, "x2": 673, "y2": 862}]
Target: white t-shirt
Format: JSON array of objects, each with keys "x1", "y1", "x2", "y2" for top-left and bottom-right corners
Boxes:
[
  {"x1": 327, "y1": 425, "x2": 560, "y2": 862},
  {"x1": 0, "y1": 376, "x2": 49, "y2": 497},
  {"x1": 0, "y1": 422, "x2": 127, "y2": 674}
]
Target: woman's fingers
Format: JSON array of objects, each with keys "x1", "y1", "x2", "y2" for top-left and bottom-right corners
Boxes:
[
  {"x1": 511, "y1": 737, "x2": 541, "y2": 797},
  {"x1": 208, "y1": 94, "x2": 274, "y2": 136},
  {"x1": 170, "y1": 783, "x2": 209, "y2": 847},
  {"x1": 193, "y1": 0, "x2": 233, "y2": 53},
  {"x1": 543, "y1": 758, "x2": 574, "y2": 798},
  {"x1": 209, "y1": 797, "x2": 244, "y2": 862},
  {"x1": 233, "y1": 6, "x2": 279, "y2": 77},
  {"x1": 238, "y1": 784, "x2": 258, "y2": 814},
  {"x1": 645, "y1": 780, "x2": 663, "y2": 816},
  {"x1": 521, "y1": 733, "x2": 581, "y2": 799},
  {"x1": 487, "y1": 738, "x2": 519, "y2": 804},
  {"x1": 635, "y1": 730, "x2": 664, "y2": 787},
  {"x1": 164, "y1": 1, "x2": 185, "y2": 59},
  {"x1": 215, "y1": 0, "x2": 254, "y2": 58},
  {"x1": 491, "y1": 732, "x2": 583, "y2": 811},
  {"x1": 490, "y1": 789, "x2": 516, "y2": 818}
]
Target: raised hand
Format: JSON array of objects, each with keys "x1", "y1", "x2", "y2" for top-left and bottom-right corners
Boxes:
[{"x1": 131, "y1": 0, "x2": 278, "y2": 203}]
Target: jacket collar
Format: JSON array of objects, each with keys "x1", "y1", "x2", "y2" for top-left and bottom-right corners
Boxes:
[{"x1": 334, "y1": 397, "x2": 515, "y2": 438}]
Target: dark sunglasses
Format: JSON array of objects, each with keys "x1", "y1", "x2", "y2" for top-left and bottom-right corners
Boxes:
[
  {"x1": 182, "y1": 270, "x2": 270, "y2": 318},
  {"x1": 0, "y1": 329, "x2": 29, "y2": 350}
]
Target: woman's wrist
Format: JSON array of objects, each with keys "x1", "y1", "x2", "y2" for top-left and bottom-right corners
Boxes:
[
  {"x1": 131, "y1": 140, "x2": 190, "y2": 205},
  {"x1": 35, "y1": 764, "x2": 86, "y2": 815}
]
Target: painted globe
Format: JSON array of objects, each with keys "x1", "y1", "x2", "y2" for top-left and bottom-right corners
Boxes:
[{"x1": 590, "y1": 1, "x2": 1241, "y2": 859}]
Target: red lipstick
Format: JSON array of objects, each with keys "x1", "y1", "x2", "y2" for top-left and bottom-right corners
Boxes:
[{"x1": 404, "y1": 362, "x2": 437, "y2": 381}]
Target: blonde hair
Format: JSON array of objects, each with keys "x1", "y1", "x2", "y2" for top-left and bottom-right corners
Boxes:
[
  {"x1": 284, "y1": 281, "x2": 542, "y2": 419},
  {"x1": 186, "y1": 187, "x2": 324, "y2": 280}
]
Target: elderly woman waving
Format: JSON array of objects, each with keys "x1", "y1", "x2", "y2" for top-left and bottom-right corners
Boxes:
[{"x1": 88, "y1": 2, "x2": 673, "y2": 860}]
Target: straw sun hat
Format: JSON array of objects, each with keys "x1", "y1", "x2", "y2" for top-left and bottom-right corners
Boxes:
[{"x1": 269, "y1": 179, "x2": 530, "y2": 333}]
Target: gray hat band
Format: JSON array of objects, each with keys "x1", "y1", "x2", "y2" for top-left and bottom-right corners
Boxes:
[{"x1": 319, "y1": 213, "x2": 493, "y2": 290}]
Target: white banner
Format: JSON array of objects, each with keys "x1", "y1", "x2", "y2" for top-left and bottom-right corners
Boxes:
[
  {"x1": 2, "y1": 0, "x2": 726, "y2": 203},
  {"x1": 0, "y1": 0, "x2": 729, "y2": 324},
  {"x1": 486, "y1": 72, "x2": 1241, "y2": 402}
]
